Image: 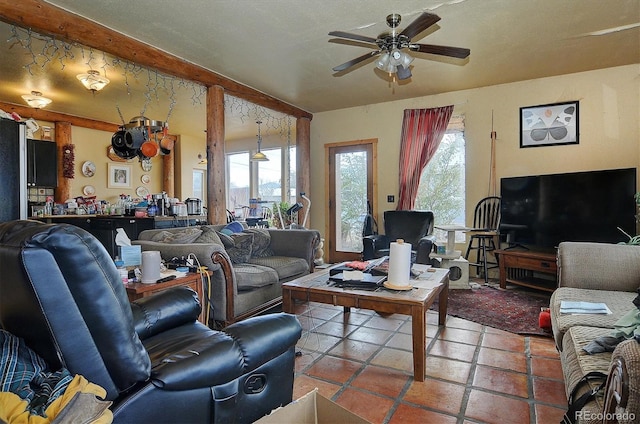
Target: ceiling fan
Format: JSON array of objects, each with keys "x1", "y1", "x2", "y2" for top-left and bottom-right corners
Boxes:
[{"x1": 329, "y1": 12, "x2": 470, "y2": 80}]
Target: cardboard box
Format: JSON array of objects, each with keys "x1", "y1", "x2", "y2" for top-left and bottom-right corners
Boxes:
[
  {"x1": 255, "y1": 389, "x2": 369, "y2": 424},
  {"x1": 118, "y1": 245, "x2": 141, "y2": 266}
]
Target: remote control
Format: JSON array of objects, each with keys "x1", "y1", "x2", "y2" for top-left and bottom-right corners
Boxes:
[{"x1": 156, "y1": 275, "x2": 177, "y2": 283}]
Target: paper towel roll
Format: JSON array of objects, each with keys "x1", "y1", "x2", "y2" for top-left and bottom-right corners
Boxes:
[
  {"x1": 141, "y1": 251, "x2": 161, "y2": 283},
  {"x1": 387, "y1": 239, "x2": 412, "y2": 287}
]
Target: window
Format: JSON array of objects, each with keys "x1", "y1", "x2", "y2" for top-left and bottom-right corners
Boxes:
[
  {"x1": 414, "y1": 119, "x2": 466, "y2": 242},
  {"x1": 227, "y1": 152, "x2": 250, "y2": 214},
  {"x1": 288, "y1": 146, "x2": 297, "y2": 205},
  {"x1": 192, "y1": 169, "x2": 204, "y2": 200},
  {"x1": 226, "y1": 146, "x2": 297, "y2": 220},
  {"x1": 257, "y1": 147, "x2": 282, "y2": 203}
]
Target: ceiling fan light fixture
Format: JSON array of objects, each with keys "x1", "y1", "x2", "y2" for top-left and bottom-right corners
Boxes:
[
  {"x1": 396, "y1": 65, "x2": 412, "y2": 80},
  {"x1": 250, "y1": 120, "x2": 269, "y2": 162},
  {"x1": 375, "y1": 53, "x2": 396, "y2": 74},
  {"x1": 21, "y1": 91, "x2": 52, "y2": 109},
  {"x1": 76, "y1": 70, "x2": 110, "y2": 92}
]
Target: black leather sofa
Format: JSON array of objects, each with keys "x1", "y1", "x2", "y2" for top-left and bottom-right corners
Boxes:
[
  {"x1": 0, "y1": 220, "x2": 302, "y2": 423},
  {"x1": 362, "y1": 210, "x2": 436, "y2": 264}
]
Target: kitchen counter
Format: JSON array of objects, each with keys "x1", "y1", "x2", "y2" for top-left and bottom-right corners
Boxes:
[{"x1": 35, "y1": 215, "x2": 207, "y2": 258}]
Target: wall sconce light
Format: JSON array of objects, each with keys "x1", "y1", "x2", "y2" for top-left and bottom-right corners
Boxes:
[
  {"x1": 76, "y1": 70, "x2": 110, "y2": 92},
  {"x1": 250, "y1": 120, "x2": 269, "y2": 162},
  {"x1": 21, "y1": 91, "x2": 52, "y2": 109}
]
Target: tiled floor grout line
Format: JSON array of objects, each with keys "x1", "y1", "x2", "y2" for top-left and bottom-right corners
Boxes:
[
  {"x1": 525, "y1": 336, "x2": 538, "y2": 424},
  {"x1": 291, "y1": 298, "x2": 566, "y2": 423}
]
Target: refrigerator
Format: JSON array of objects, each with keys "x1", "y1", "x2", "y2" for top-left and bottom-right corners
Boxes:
[{"x1": 0, "y1": 118, "x2": 28, "y2": 222}]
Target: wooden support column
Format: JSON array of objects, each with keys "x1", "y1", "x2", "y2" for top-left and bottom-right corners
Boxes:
[
  {"x1": 160, "y1": 134, "x2": 177, "y2": 198},
  {"x1": 296, "y1": 117, "x2": 311, "y2": 226},
  {"x1": 206, "y1": 85, "x2": 226, "y2": 225},
  {"x1": 54, "y1": 121, "x2": 71, "y2": 203}
]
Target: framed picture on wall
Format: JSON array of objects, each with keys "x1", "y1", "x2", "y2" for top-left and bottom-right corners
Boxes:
[
  {"x1": 108, "y1": 164, "x2": 132, "y2": 188},
  {"x1": 520, "y1": 101, "x2": 579, "y2": 148}
]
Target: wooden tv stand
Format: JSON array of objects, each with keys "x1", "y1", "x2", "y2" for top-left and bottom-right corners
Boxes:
[{"x1": 495, "y1": 249, "x2": 557, "y2": 292}]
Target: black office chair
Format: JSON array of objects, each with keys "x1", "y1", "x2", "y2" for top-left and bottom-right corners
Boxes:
[{"x1": 464, "y1": 196, "x2": 501, "y2": 283}]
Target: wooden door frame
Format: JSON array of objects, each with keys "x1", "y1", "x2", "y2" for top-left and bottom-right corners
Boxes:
[{"x1": 324, "y1": 139, "x2": 378, "y2": 263}]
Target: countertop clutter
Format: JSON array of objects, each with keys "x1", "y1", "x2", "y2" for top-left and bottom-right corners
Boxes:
[{"x1": 36, "y1": 215, "x2": 207, "y2": 259}]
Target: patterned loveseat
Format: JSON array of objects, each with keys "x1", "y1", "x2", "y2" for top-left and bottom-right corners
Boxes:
[
  {"x1": 549, "y1": 242, "x2": 640, "y2": 423},
  {"x1": 134, "y1": 223, "x2": 319, "y2": 327}
]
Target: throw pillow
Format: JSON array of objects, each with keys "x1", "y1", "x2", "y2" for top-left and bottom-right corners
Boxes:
[
  {"x1": 195, "y1": 226, "x2": 223, "y2": 245},
  {"x1": 220, "y1": 221, "x2": 244, "y2": 235},
  {"x1": 216, "y1": 230, "x2": 235, "y2": 248},
  {"x1": 150, "y1": 230, "x2": 173, "y2": 243},
  {"x1": 226, "y1": 232, "x2": 254, "y2": 263},
  {"x1": 152, "y1": 228, "x2": 203, "y2": 244},
  {"x1": 243, "y1": 228, "x2": 273, "y2": 258}
]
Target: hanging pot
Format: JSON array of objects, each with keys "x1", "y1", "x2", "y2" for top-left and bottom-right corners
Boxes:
[{"x1": 185, "y1": 198, "x2": 202, "y2": 215}]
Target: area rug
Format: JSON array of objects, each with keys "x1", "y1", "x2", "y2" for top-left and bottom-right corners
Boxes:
[{"x1": 439, "y1": 285, "x2": 552, "y2": 336}]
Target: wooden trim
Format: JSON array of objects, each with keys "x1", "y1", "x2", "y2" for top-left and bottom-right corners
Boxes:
[
  {"x1": 0, "y1": 101, "x2": 120, "y2": 132},
  {"x1": 54, "y1": 122, "x2": 71, "y2": 203},
  {"x1": 212, "y1": 250, "x2": 236, "y2": 327},
  {"x1": 0, "y1": 0, "x2": 312, "y2": 120},
  {"x1": 324, "y1": 139, "x2": 378, "y2": 263}
]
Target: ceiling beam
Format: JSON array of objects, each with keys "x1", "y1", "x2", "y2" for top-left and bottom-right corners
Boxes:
[
  {"x1": 0, "y1": 0, "x2": 313, "y2": 120},
  {"x1": 0, "y1": 101, "x2": 120, "y2": 132}
]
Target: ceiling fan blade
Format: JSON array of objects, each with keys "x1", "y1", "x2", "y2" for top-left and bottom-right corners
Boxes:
[
  {"x1": 400, "y1": 12, "x2": 441, "y2": 40},
  {"x1": 332, "y1": 50, "x2": 381, "y2": 72},
  {"x1": 328, "y1": 31, "x2": 378, "y2": 45},
  {"x1": 411, "y1": 43, "x2": 470, "y2": 59}
]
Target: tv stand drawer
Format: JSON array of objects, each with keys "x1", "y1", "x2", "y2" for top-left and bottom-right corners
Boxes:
[{"x1": 502, "y1": 254, "x2": 556, "y2": 272}]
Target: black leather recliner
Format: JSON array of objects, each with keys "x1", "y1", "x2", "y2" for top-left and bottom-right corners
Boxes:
[
  {"x1": 362, "y1": 210, "x2": 436, "y2": 264},
  {"x1": 0, "y1": 220, "x2": 302, "y2": 423}
]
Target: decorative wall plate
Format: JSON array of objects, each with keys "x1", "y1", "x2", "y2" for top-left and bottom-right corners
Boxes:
[
  {"x1": 141, "y1": 174, "x2": 150, "y2": 184},
  {"x1": 81, "y1": 161, "x2": 96, "y2": 177},
  {"x1": 136, "y1": 186, "x2": 150, "y2": 198},
  {"x1": 141, "y1": 158, "x2": 152, "y2": 171},
  {"x1": 83, "y1": 185, "x2": 96, "y2": 196}
]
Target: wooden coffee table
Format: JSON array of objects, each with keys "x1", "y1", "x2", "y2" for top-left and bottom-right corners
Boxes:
[{"x1": 282, "y1": 268, "x2": 449, "y2": 381}]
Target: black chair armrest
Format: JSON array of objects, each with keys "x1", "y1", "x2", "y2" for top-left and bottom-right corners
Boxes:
[
  {"x1": 131, "y1": 286, "x2": 202, "y2": 340},
  {"x1": 224, "y1": 313, "x2": 302, "y2": 373},
  {"x1": 362, "y1": 234, "x2": 389, "y2": 260},
  {"x1": 415, "y1": 235, "x2": 437, "y2": 265}
]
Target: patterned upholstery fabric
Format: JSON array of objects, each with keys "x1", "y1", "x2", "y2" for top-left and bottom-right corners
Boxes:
[
  {"x1": 194, "y1": 226, "x2": 222, "y2": 245},
  {"x1": 248, "y1": 256, "x2": 309, "y2": 280},
  {"x1": 550, "y1": 287, "x2": 637, "y2": 350},
  {"x1": 233, "y1": 264, "x2": 278, "y2": 290},
  {"x1": 244, "y1": 228, "x2": 273, "y2": 258},
  {"x1": 607, "y1": 339, "x2": 640, "y2": 424},
  {"x1": 150, "y1": 228, "x2": 202, "y2": 244},
  {"x1": 226, "y1": 233, "x2": 253, "y2": 264},
  {"x1": 561, "y1": 326, "x2": 613, "y2": 424}
]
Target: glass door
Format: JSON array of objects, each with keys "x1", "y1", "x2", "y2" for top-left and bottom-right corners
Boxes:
[{"x1": 327, "y1": 141, "x2": 375, "y2": 263}]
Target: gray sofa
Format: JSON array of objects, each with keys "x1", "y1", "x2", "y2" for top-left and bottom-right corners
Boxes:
[
  {"x1": 134, "y1": 223, "x2": 319, "y2": 327},
  {"x1": 549, "y1": 242, "x2": 640, "y2": 423}
]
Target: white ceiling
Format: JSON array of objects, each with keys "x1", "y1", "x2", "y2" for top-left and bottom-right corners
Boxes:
[{"x1": 0, "y1": 0, "x2": 638, "y2": 142}]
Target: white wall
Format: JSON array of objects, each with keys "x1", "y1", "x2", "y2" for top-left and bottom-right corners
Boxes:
[{"x1": 309, "y1": 64, "x2": 640, "y2": 238}]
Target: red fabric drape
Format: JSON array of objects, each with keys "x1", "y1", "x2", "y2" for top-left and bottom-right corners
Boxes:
[{"x1": 396, "y1": 106, "x2": 454, "y2": 210}]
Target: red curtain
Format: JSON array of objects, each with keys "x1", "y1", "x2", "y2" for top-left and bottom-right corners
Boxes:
[{"x1": 396, "y1": 105, "x2": 454, "y2": 210}]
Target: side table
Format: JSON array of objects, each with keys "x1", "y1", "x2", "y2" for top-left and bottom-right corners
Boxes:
[
  {"x1": 125, "y1": 272, "x2": 208, "y2": 323},
  {"x1": 495, "y1": 249, "x2": 557, "y2": 292}
]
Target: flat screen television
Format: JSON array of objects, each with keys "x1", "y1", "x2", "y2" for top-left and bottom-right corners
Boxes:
[{"x1": 500, "y1": 168, "x2": 637, "y2": 249}]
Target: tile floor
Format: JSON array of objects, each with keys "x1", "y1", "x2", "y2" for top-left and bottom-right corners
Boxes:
[{"x1": 290, "y1": 299, "x2": 568, "y2": 424}]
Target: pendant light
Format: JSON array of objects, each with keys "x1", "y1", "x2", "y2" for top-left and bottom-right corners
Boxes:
[
  {"x1": 76, "y1": 70, "x2": 110, "y2": 92},
  {"x1": 21, "y1": 91, "x2": 52, "y2": 109},
  {"x1": 250, "y1": 120, "x2": 269, "y2": 162}
]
